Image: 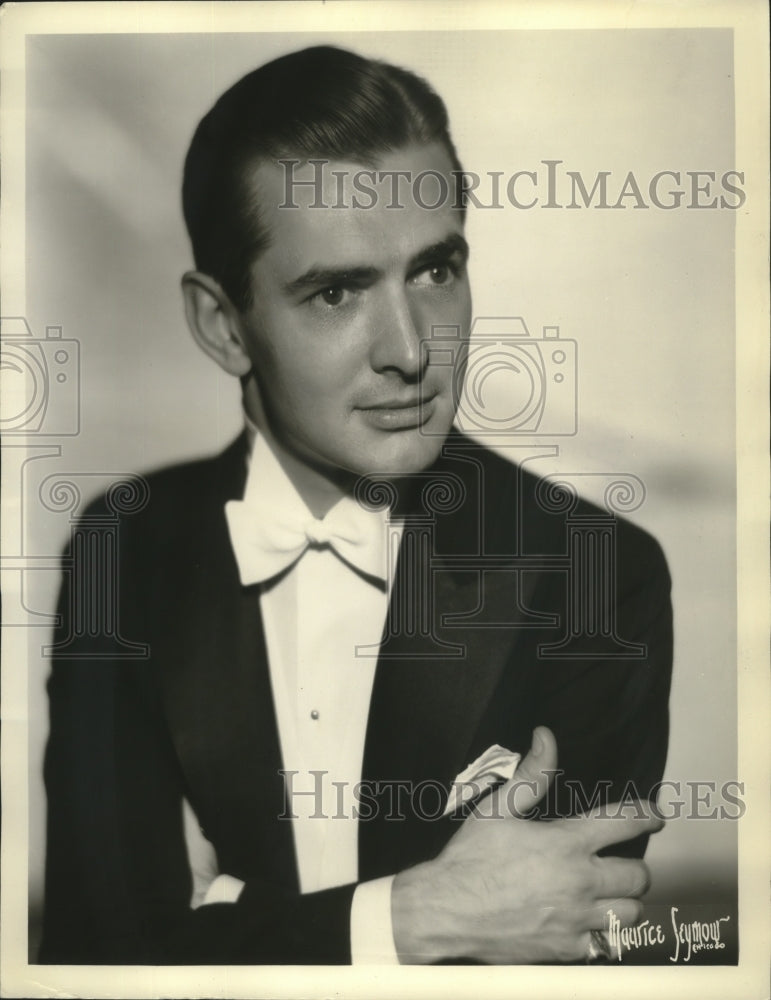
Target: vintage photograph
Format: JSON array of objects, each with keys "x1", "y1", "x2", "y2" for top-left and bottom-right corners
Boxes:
[{"x1": 1, "y1": 2, "x2": 768, "y2": 998}]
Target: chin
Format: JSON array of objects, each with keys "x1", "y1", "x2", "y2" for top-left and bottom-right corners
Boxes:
[{"x1": 355, "y1": 431, "x2": 448, "y2": 478}]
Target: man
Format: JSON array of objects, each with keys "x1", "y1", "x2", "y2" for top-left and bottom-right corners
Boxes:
[{"x1": 40, "y1": 45, "x2": 672, "y2": 965}]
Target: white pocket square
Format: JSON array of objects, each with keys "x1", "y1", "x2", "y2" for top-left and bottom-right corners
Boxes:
[{"x1": 443, "y1": 744, "x2": 522, "y2": 817}]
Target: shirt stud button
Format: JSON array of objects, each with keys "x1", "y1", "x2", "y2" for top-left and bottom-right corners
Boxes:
[{"x1": 310, "y1": 709, "x2": 320, "y2": 720}]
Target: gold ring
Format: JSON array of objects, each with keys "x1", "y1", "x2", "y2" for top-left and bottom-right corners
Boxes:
[{"x1": 585, "y1": 929, "x2": 613, "y2": 964}]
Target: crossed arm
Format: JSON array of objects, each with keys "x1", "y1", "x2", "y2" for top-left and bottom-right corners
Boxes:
[
  {"x1": 392, "y1": 726, "x2": 662, "y2": 964},
  {"x1": 40, "y1": 660, "x2": 660, "y2": 967}
]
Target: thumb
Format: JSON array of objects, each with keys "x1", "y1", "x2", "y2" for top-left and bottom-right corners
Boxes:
[{"x1": 499, "y1": 726, "x2": 558, "y2": 818}]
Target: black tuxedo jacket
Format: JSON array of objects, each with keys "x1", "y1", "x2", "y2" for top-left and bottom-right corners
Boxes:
[{"x1": 40, "y1": 432, "x2": 672, "y2": 964}]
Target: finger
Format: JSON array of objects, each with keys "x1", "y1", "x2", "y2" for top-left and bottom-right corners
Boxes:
[
  {"x1": 591, "y1": 857, "x2": 651, "y2": 899},
  {"x1": 495, "y1": 726, "x2": 558, "y2": 818},
  {"x1": 580, "y1": 801, "x2": 665, "y2": 851},
  {"x1": 591, "y1": 897, "x2": 643, "y2": 930}
]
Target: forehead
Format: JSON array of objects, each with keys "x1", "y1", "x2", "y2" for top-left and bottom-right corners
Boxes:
[{"x1": 246, "y1": 142, "x2": 464, "y2": 281}]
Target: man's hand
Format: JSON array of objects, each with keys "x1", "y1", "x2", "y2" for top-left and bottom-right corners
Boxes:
[{"x1": 391, "y1": 726, "x2": 663, "y2": 964}]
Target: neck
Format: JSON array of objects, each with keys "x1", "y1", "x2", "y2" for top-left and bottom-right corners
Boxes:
[{"x1": 243, "y1": 381, "x2": 353, "y2": 519}]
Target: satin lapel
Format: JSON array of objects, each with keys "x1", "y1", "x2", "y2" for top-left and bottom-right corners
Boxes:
[
  {"x1": 358, "y1": 431, "x2": 546, "y2": 877},
  {"x1": 157, "y1": 441, "x2": 298, "y2": 888},
  {"x1": 359, "y1": 548, "x2": 538, "y2": 877},
  {"x1": 361, "y1": 566, "x2": 507, "y2": 779}
]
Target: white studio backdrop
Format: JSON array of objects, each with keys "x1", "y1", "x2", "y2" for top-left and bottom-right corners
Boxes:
[{"x1": 21, "y1": 29, "x2": 736, "y2": 937}]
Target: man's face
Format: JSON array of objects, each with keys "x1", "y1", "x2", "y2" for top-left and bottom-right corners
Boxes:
[{"x1": 235, "y1": 142, "x2": 471, "y2": 479}]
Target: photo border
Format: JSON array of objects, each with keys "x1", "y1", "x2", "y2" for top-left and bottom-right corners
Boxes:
[{"x1": 1, "y1": 2, "x2": 768, "y2": 997}]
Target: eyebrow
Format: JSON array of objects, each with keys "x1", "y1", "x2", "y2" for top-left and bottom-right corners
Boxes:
[{"x1": 282, "y1": 232, "x2": 470, "y2": 296}]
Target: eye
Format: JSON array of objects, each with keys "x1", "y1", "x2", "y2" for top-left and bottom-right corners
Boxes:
[
  {"x1": 317, "y1": 286, "x2": 346, "y2": 306},
  {"x1": 308, "y1": 285, "x2": 351, "y2": 309},
  {"x1": 412, "y1": 262, "x2": 457, "y2": 287},
  {"x1": 428, "y1": 264, "x2": 450, "y2": 284}
]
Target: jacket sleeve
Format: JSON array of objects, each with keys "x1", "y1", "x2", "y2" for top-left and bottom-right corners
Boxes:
[{"x1": 531, "y1": 524, "x2": 674, "y2": 858}]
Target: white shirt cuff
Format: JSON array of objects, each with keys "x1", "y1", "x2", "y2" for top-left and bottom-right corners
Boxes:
[
  {"x1": 350, "y1": 875, "x2": 399, "y2": 964},
  {"x1": 197, "y1": 873, "x2": 399, "y2": 965}
]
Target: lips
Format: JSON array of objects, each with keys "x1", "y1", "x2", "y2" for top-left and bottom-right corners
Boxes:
[{"x1": 359, "y1": 393, "x2": 437, "y2": 430}]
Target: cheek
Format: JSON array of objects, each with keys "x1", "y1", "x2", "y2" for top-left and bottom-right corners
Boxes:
[
  {"x1": 249, "y1": 323, "x2": 322, "y2": 398},
  {"x1": 268, "y1": 332, "x2": 364, "y2": 409},
  {"x1": 265, "y1": 354, "x2": 351, "y2": 422}
]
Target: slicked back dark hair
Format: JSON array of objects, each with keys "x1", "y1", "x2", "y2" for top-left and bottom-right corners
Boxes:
[{"x1": 182, "y1": 45, "x2": 464, "y2": 311}]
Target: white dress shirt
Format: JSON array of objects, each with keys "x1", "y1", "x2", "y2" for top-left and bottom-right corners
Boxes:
[{"x1": 184, "y1": 429, "x2": 402, "y2": 963}]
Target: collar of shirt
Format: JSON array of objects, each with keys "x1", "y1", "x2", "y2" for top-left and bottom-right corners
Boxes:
[{"x1": 225, "y1": 423, "x2": 398, "y2": 588}]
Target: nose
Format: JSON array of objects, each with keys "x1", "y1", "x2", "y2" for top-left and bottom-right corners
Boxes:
[{"x1": 369, "y1": 287, "x2": 427, "y2": 380}]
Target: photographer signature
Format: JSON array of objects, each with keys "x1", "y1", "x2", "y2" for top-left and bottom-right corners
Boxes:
[{"x1": 605, "y1": 906, "x2": 731, "y2": 962}]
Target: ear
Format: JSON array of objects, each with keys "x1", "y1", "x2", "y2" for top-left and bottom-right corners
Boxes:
[{"x1": 180, "y1": 271, "x2": 252, "y2": 377}]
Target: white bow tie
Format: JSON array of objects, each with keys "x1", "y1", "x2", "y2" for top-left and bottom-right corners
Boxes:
[{"x1": 225, "y1": 494, "x2": 389, "y2": 586}]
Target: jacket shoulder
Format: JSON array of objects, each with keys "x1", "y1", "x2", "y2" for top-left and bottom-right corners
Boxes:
[
  {"x1": 440, "y1": 433, "x2": 669, "y2": 578},
  {"x1": 77, "y1": 435, "x2": 248, "y2": 528}
]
